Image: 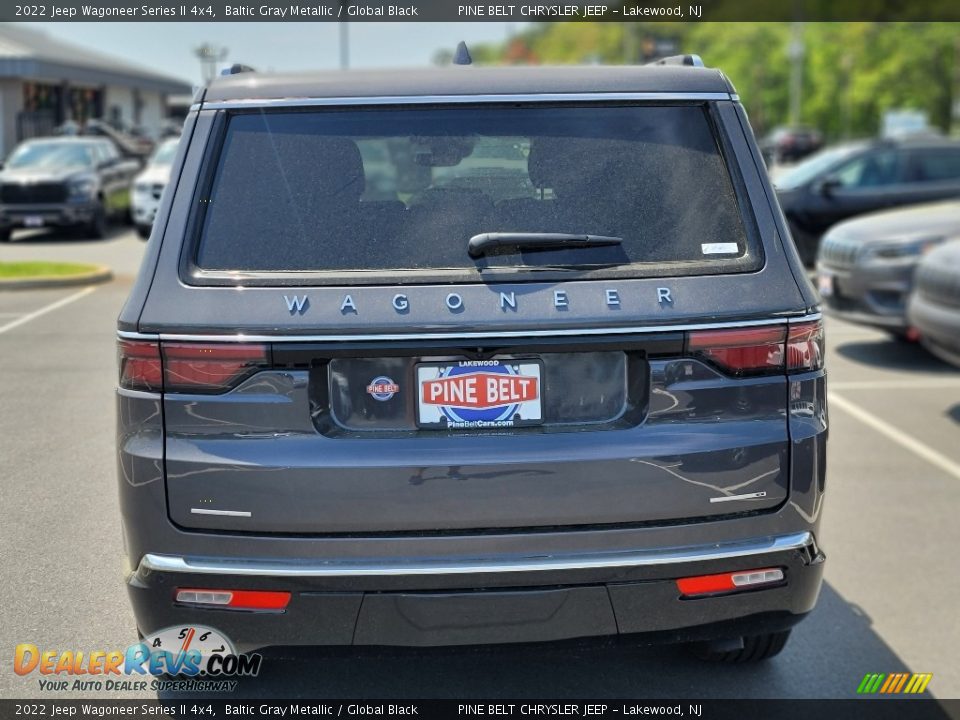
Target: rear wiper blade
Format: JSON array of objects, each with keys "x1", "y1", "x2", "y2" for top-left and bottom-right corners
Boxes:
[{"x1": 468, "y1": 232, "x2": 623, "y2": 259}]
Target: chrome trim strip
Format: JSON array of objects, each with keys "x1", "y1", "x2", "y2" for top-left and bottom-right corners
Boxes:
[
  {"x1": 117, "y1": 313, "x2": 821, "y2": 344},
  {"x1": 191, "y1": 508, "x2": 252, "y2": 518},
  {"x1": 118, "y1": 330, "x2": 160, "y2": 340},
  {"x1": 710, "y1": 491, "x2": 768, "y2": 504},
  {"x1": 200, "y1": 92, "x2": 734, "y2": 111},
  {"x1": 116, "y1": 387, "x2": 162, "y2": 400},
  {"x1": 139, "y1": 531, "x2": 813, "y2": 578}
]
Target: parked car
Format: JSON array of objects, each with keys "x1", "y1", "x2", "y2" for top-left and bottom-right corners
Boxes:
[
  {"x1": 759, "y1": 126, "x2": 823, "y2": 165},
  {"x1": 117, "y1": 59, "x2": 826, "y2": 665},
  {"x1": 132, "y1": 137, "x2": 180, "y2": 239},
  {"x1": 0, "y1": 137, "x2": 139, "y2": 240},
  {"x1": 58, "y1": 119, "x2": 154, "y2": 162},
  {"x1": 88, "y1": 119, "x2": 156, "y2": 160},
  {"x1": 775, "y1": 137, "x2": 960, "y2": 265},
  {"x1": 817, "y1": 200, "x2": 959, "y2": 338},
  {"x1": 908, "y1": 240, "x2": 960, "y2": 367}
]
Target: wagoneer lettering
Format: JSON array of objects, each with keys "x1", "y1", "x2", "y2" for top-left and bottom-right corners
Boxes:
[
  {"x1": 118, "y1": 59, "x2": 826, "y2": 662},
  {"x1": 280, "y1": 286, "x2": 683, "y2": 319}
]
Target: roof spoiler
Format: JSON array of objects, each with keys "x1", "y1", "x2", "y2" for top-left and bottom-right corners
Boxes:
[{"x1": 648, "y1": 54, "x2": 705, "y2": 68}]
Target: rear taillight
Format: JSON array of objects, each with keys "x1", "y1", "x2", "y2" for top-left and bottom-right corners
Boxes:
[
  {"x1": 676, "y1": 567, "x2": 785, "y2": 598},
  {"x1": 162, "y1": 342, "x2": 269, "y2": 393},
  {"x1": 687, "y1": 326, "x2": 786, "y2": 376},
  {"x1": 118, "y1": 340, "x2": 162, "y2": 392},
  {"x1": 175, "y1": 588, "x2": 290, "y2": 611},
  {"x1": 118, "y1": 340, "x2": 269, "y2": 394},
  {"x1": 786, "y1": 320, "x2": 825, "y2": 372},
  {"x1": 687, "y1": 320, "x2": 824, "y2": 376}
]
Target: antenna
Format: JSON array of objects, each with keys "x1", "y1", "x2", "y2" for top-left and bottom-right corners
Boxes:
[{"x1": 453, "y1": 41, "x2": 473, "y2": 66}]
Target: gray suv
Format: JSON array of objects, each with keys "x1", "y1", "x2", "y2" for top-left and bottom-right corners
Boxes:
[{"x1": 117, "y1": 59, "x2": 827, "y2": 663}]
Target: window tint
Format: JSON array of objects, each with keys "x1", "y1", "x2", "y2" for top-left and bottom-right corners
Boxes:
[
  {"x1": 833, "y1": 149, "x2": 901, "y2": 188},
  {"x1": 910, "y1": 148, "x2": 960, "y2": 183},
  {"x1": 195, "y1": 106, "x2": 752, "y2": 278}
]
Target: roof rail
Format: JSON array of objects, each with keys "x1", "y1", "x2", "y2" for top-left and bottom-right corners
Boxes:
[
  {"x1": 649, "y1": 54, "x2": 705, "y2": 68},
  {"x1": 221, "y1": 63, "x2": 256, "y2": 76}
]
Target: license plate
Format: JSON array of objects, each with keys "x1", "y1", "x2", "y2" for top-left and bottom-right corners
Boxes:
[
  {"x1": 817, "y1": 272, "x2": 833, "y2": 298},
  {"x1": 416, "y1": 360, "x2": 543, "y2": 430},
  {"x1": 23, "y1": 215, "x2": 44, "y2": 228}
]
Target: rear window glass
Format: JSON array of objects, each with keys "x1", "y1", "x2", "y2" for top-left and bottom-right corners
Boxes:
[{"x1": 194, "y1": 105, "x2": 752, "y2": 279}]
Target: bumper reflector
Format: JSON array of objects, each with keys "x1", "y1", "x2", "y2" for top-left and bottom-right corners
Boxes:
[
  {"x1": 676, "y1": 567, "x2": 784, "y2": 597},
  {"x1": 176, "y1": 588, "x2": 291, "y2": 610}
]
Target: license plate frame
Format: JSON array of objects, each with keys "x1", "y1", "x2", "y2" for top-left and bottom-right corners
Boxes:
[{"x1": 416, "y1": 359, "x2": 544, "y2": 430}]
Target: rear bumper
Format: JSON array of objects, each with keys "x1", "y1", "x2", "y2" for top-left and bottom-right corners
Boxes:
[{"x1": 127, "y1": 532, "x2": 824, "y2": 652}]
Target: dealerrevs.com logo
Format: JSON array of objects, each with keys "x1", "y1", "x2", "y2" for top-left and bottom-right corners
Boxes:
[
  {"x1": 14, "y1": 625, "x2": 259, "y2": 693},
  {"x1": 857, "y1": 672, "x2": 933, "y2": 694}
]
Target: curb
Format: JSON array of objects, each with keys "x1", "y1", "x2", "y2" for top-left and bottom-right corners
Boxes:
[{"x1": 0, "y1": 264, "x2": 113, "y2": 291}]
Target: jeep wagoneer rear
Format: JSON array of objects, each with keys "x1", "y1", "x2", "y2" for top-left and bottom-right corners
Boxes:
[{"x1": 118, "y1": 61, "x2": 826, "y2": 662}]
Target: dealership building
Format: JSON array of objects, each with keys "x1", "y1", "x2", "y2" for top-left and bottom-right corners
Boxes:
[{"x1": 0, "y1": 24, "x2": 191, "y2": 156}]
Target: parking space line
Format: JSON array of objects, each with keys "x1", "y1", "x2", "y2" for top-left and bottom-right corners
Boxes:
[
  {"x1": 0, "y1": 286, "x2": 97, "y2": 335},
  {"x1": 829, "y1": 391, "x2": 960, "y2": 481},
  {"x1": 831, "y1": 380, "x2": 960, "y2": 391}
]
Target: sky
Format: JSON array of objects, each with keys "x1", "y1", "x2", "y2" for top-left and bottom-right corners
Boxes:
[{"x1": 25, "y1": 22, "x2": 527, "y2": 85}]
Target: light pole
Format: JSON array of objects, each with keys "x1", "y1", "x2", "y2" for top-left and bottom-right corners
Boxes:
[
  {"x1": 841, "y1": 52, "x2": 854, "y2": 138},
  {"x1": 338, "y1": 1, "x2": 350, "y2": 70},
  {"x1": 194, "y1": 43, "x2": 228, "y2": 84},
  {"x1": 787, "y1": 23, "x2": 805, "y2": 127},
  {"x1": 339, "y1": 22, "x2": 349, "y2": 69}
]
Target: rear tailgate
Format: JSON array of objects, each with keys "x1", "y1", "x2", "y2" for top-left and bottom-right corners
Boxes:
[
  {"x1": 157, "y1": 326, "x2": 805, "y2": 534},
  {"x1": 124, "y1": 97, "x2": 819, "y2": 535}
]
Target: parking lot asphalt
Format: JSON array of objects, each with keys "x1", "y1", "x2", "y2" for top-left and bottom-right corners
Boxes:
[{"x1": 1, "y1": 228, "x2": 958, "y2": 701}]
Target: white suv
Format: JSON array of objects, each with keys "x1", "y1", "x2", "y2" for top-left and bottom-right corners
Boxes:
[{"x1": 132, "y1": 137, "x2": 179, "y2": 239}]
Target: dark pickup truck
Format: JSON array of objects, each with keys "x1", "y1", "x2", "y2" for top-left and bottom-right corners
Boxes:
[{"x1": 0, "y1": 137, "x2": 140, "y2": 240}]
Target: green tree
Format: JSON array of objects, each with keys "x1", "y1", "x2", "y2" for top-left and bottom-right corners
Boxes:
[{"x1": 464, "y1": 22, "x2": 959, "y2": 139}]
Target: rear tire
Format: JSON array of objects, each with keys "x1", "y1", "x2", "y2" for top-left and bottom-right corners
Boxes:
[
  {"x1": 0, "y1": 228, "x2": 11, "y2": 242},
  {"x1": 136, "y1": 224, "x2": 152, "y2": 240},
  {"x1": 691, "y1": 630, "x2": 792, "y2": 663}
]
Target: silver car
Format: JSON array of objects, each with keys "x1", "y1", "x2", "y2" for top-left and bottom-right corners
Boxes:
[
  {"x1": 909, "y1": 239, "x2": 960, "y2": 367},
  {"x1": 816, "y1": 200, "x2": 960, "y2": 338}
]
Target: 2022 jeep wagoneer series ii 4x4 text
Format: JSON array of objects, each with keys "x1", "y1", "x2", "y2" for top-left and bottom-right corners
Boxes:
[{"x1": 117, "y1": 58, "x2": 827, "y2": 663}]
